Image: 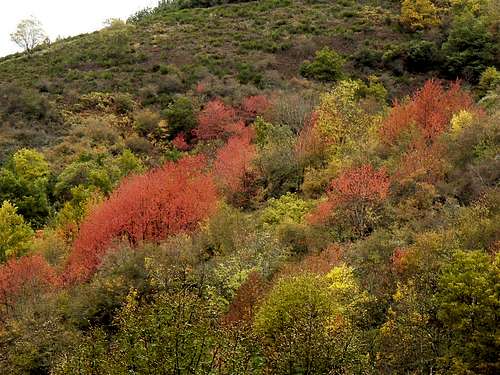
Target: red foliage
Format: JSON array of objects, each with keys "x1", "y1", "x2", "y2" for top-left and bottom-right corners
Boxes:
[
  {"x1": 213, "y1": 126, "x2": 256, "y2": 196},
  {"x1": 308, "y1": 164, "x2": 390, "y2": 225},
  {"x1": 241, "y1": 95, "x2": 271, "y2": 117},
  {"x1": 391, "y1": 247, "x2": 409, "y2": 273},
  {"x1": 172, "y1": 132, "x2": 190, "y2": 151},
  {"x1": 295, "y1": 111, "x2": 325, "y2": 163},
  {"x1": 64, "y1": 156, "x2": 218, "y2": 283},
  {"x1": 0, "y1": 255, "x2": 59, "y2": 310},
  {"x1": 222, "y1": 272, "x2": 267, "y2": 327},
  {"x1": 394, "y1": 138, "x2": 447, "y2": 184},
  {"x1": 194, "y1": 99, "x2": 237, "y2": 140},
  {"x1": 195, "y1": 82, "x2": 206, "y2": 94},
  {"x1": 380, "y1": 80, "x2": 474, "y2": 144}
]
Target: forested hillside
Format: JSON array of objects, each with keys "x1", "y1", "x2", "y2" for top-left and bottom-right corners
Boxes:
[{"x1": 0, "y1": 0, "x2": 499, "y2": 374}]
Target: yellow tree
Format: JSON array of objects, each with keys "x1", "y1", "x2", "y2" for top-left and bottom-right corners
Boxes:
[{"x1": 400, "y1": 0, "x2": 441, "y2": 31}]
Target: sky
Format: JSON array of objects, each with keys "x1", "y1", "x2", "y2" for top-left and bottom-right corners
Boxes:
[{"x1": 0, "y1": 0, "x2": 160, "y2": 57}]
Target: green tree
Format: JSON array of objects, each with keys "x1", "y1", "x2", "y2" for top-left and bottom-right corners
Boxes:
[
  {"x1": 441, "y1": 12, "x2": 498, "y2": 82},
  {"x1": 254, "y1": 266, "x2": 369, "y2": 374},
  {"x1": 300, "y1": 47, "x2": 345, "y2": 82},
  {"x1": 0, "y1": 149, "x2": 51, "y2": 227},
  {"x1": 162, "y1": 95, "x2": 197, "y2": 139},
  {"x1": 436, "y1": 250, "x2": 500, "y2": 373},
  {"x1": 0, "y1": 201, "x2": 33, "y2": 262}
]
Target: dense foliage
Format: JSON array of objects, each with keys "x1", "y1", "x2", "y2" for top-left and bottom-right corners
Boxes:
[{"x1": 0, "y1": 0, "x2": 499, "y2": 374}]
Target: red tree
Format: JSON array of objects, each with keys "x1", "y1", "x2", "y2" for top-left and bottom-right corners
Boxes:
[
  {"x1": 380, "y1": 80, "x2": 474, "y2": 144},
  {"x1": 172, "y1": 132, "x2": 190, "y2": 151},
  {"x1": 213, "y1": 126, "x2": 256, "y2": 196},
  {"x1": 0, "y1": 255, "x2": 59, "y2": 312},
  {"x1": 241, "y1": 95, "x2": 271, "y2": 118},
  {"x1": 308, "y1": 164, "x2": 390, "y2": 235},
  {"x1": 64, "y1": 156, "x2": 218, "y2": 283},
  {"x1": 194, "y1": 99, "x2": 237, "y2": 140}
]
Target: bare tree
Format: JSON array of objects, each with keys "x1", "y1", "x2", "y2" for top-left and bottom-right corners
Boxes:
[{"x1": 10, "y1": 17, "x2": 48, "y2": 54}]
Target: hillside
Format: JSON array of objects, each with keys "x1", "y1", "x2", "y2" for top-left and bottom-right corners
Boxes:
[{"x1": 0, "y1": 0, "x2": 499, "y2": 374}]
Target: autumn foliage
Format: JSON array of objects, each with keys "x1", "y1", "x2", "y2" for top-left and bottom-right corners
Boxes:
[
  {"x1": 64, "y1": 156, "x2": 218, "y2": 283},
  {"x1": 213, "y1": 126, "x2": 256, "y2": 196},
  {"x1": 194, "y1": 99, "x2": 237, "y2": 140},
  {"x1": 241, "y1": 95, "x2": 271, "y2": 118},
  {"x1": 309, "y1": 164, "x2": 390, "y2": 235},
  {"x1": 380, "y1": 80, "x2": 474, "y2": 144},
  {"x1": 0, "y1": 255, "x2": 59, "y2": 311}
]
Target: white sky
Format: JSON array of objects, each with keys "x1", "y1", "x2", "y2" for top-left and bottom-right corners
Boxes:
[{"x1": 0, "y1": 0, "x2": 160, "y2": 57}]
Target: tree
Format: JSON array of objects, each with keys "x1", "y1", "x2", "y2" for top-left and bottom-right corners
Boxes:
[
  {"x1": 380, "y1": 80, "x2": 475, "y2": 145},
  {"x1": 10, "y1": 17, "x2": 48, "y2": 54},
  {"x1": 194, "y1": 98, "x2": 237, "y2": 140},
  {"x1": 400, "y1": 0, "x2": 441, "y2": 31},
  {"x1": 436, "y1": 250, "x2": 499, "y2": 373},
  {"x1": 309, "y1": 164, "x2": 390, "y2": 238},
  {"x1": 0, "y1": 201, "x2": 33, "y2": 263},
  {"x1": 0, "y1": 149, "x2": 51, "y2": 227},
  {"x1": 300, "y1": 47, "x2": 345, "y2": 82},
  {"x1": 254, "y1": 267, "x2": 369, "y2": 374},
  {"x1": 64, "y1": 156, "x2": 218, "y2": 283}
]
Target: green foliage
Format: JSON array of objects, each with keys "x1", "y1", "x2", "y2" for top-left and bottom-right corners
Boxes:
[
  {"x1": 441, "y1": 12, "x2": 498, "y2": 82},
  {"x1": 0, "y1": 201, "x2": 34, "y2": 262},
  {"x1": 300, "y1": 47, "x2": 345, "y2": 82},
  {"x1": 54, "y1": 150, "x2": 144, "y2": 199},
  {"x1": 0, "y1": 149, "x2": 51, "y2": 227},
  {"x1": 261, "y1": 192, "x2": 314, "y2": 227},
  {"x1": 436, "y1": 250, "x2": 500, "y2": 373},
  {"x1": 478, "y1": 66, "x2": 500, "y2": 97},
  {"x1": 254, "y1": 267, "x2": 369, "y2": 374},
  {"x1": 162, "y1": 95, "x2": 197, "y2": 138}
]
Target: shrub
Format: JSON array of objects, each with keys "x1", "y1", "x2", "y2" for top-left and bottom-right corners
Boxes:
[
  {"x1": 64, "y1": 156, "x2": 218, "y2": 283},
  {"x1": 0, "y1": 201, "x2": 33, "y2": 263},
  {"x1": 213, "y1": 128, "x2": 256, "y2": 199},
  {"x1": 477, "y1": 66, "x2": 500, "y2": 97},
  {"x1": 441, "y1": 12, "x2": 498, "y2": 82},
  {"x1": 405, "y1": 40, "x2": 439, "y2": 72},
  {"x1": 261, "y1": 192, "x2": 314, "y2": 227},
  {"x1": 300, "y1": 47, "x2": 345, "y2": 82},
  {"x1": 309, "y1": 164, "x2": 390, "y2": 237},
  {"x1": 0, "y1": 255, "x2": 58, "y2": 312},
  {"x1": 400, "y1": 0, "x2": 440, "y2": 31},
  {"x1": 162, "y1": 96, "x2": 197, "y2": 139},
  {"x1": 380, "y1": 80, "x2": 475, "y2": 144},
  {"x1": 194, "y1": 98, "x2": 237, "y2": 140},
  {"x1": 133, "y1": 109, "x2": 161, "y2": 136}
]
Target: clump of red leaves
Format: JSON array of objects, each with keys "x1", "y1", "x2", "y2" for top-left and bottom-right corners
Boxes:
[{"x1": 64, "y1": 156, "x2": 218, "y2": 283}]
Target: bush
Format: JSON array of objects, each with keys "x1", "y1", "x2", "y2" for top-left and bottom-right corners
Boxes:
[
  {"x1": 300, "y1": 47, "x2": 345, "y2": 82},
  {"x1": 162, "y1": 96, "x2": 197, "y2": 139},
  {"x1": 254, "y1": 268, "x2": 369, "y2": 373},
  {"x1": 0, "y1": 201, "x2": 33, "y2": 262},
  {"x1": 441, "y1": 12, "x2": 498, "y2": 82},
  {"x1": 133, "y1": 109, "x2": 161, "y2": 136},
  {"x1": 64, "y1": 156, "x2": 218, "y2": 283},
  {"x1": 405, "y1": 40, "x2": 439, "y2": 72}
]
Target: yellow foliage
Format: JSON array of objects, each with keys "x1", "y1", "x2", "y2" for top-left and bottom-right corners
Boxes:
[
  {"x1": 450, "y1": 110, "x2": 474, "y2": 134},
  {"x1": 400, "y1": 0, "x2": 441, "y2": 30}
]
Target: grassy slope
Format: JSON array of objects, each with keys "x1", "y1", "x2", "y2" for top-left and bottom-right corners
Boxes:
[{"x1": 0, "y1": 0, "x2": 436, "y2": 158}]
